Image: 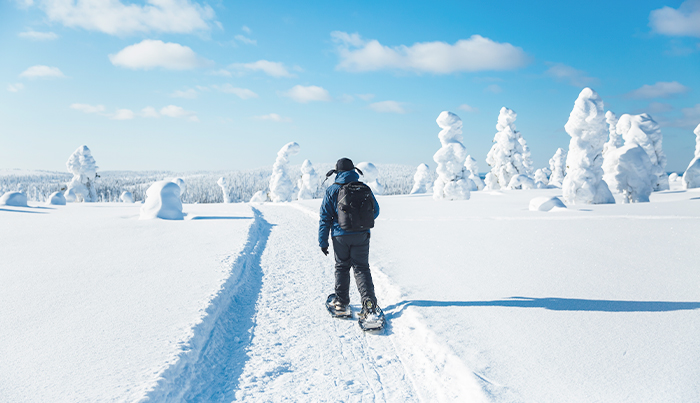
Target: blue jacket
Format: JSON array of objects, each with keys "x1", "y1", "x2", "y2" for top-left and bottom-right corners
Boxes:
[{"x1": 318, "y1": 170, "x2": 380, "y2": 248}]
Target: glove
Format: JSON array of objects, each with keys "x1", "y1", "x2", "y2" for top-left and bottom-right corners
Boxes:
[{"x1": 321, "y1": 247, "x2": 329, "y2": 256}]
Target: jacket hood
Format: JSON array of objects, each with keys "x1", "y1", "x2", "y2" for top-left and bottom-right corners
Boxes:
[{"x1": 335, "y1": 170, "x2": 359, "y2": 184}]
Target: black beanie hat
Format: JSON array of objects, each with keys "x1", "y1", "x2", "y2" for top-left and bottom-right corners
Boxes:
[{"x1": 335, "y1": 157, "x2": 354, "y2": 172}]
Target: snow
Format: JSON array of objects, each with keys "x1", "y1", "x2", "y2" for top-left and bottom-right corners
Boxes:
[
  {"x1": 356, "y1": 161, "x2": 384, "y2": 195},
  {"x1": 534, "y1": 168, "x2": 549, "y2": 188},
  {"x1": 528, "y1": 196, "x2": 566, "y2": 211},
  {"x1": 140, "y1": 181, "x2": 184, "y2": 220},
  {"x1": 465, "y1": 155, "x2": 485, "y2": 190},
  {"x1": 250, "y1": 190, "x2": 268, "y2": 203},
  {"x1": 2, "y1": 182, "x2": 699, "y2": 402},
  {"x1": 548, "y1": 148, "x2": 567, "y2": 187},
  {"x1": 605, "y1": 144, "x2": 656, "y2": 203},
  {"x1": 682, "y1": 123, "x2": 700, "y2": 189},
  {"x1": 410, "y1": 163, "x2": 432, "y2": 194},
  {"x1": 0, "y1": 191, "x2": 28, "y2": 207},
  {"x1": 562, "y1": 88, "x2": 615, "y2": 204},
  {"x1": 432, "y1": 111, "x2": 470, "y2": 200},
  {"x1": 507, "y1": 174, "x2": 535, "y2": 190},
  {"x1": 616, "y1": 113, "x2": 669, "y2": 191},
  {"x1": 297, "y1": 159, "x2": 319, "y2": 200},
  {"x1": 47, "y1": 191, "x2": 66, "y2": 205},
  {"x1": 486, "y1": 107, "x2": 534, "y2": 189},
  {"x1": 269, "y1": 142, "x2": 301, "y2": 203}
]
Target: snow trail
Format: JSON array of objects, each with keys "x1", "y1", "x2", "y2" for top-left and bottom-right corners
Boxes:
[{"x1": 144, "y1": 207, "x2": 271, "y2": 402}]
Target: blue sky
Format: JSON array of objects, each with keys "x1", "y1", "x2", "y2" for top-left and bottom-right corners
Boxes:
[{"x1": 1, "y1": 0, "x2": 699, "y2": 172}]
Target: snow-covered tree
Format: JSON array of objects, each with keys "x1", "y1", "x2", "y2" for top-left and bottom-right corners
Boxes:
[
  {"x1": 507, "y1": 175, "x2": 535, "y2": 189},
  {"x1": 140, "y1": 181, "x2": 183, "y2": 220},
  {"x1": 606, "y1": 144, "x2": 656, "y2": 203},
  {"x1": 357, "y1": 162, "x2": 384, "y2": 195},
  {"x1": 410, "y1": 163, "x2": 432, "y2": 194},
  {"x1": 616, "y1": 113, "x2": 669, "y2": 191},
  {"x1": 217, "y1": 177, "x2": 231, "y2": 203},
  {"x1": 484, "y1": 172, "x2": 499, "y2": 190},
  {"x1": 47, "y1": 191, "x2": 66, "y2": 205},
  {"x1": 297, "y1": 159, "x2": 319, "y2": 200},
  {"x1": 432, "y1": 111, "x2": 470, "y2": 200},
  {"x1": 548, "y1": 148, "x2": 567, "y2": 187},
  {"x1": 534, "y1": 169, "x2": 549, "y2": 188},
  {"x1": 464, "y1": 155, "x2": 485, "y2": 190},
  {"x1": 66, "y1": 145, "x2": 98, "y2": 202},
  {"x1": 120, "y1": 191, "x2": 134, "y2": 203},
  {"x1": 682, "y1": 123, "x2": 700, "y2": 189},
  {"x1": 485, "y1": 107, "x2": 534, "y2": 189},
  {"x1": 562, "y1": 88, "x2": 615, "y2": 204},
  {"x1": 269, "y1": 142, "x2": 300, "y2": 202}
]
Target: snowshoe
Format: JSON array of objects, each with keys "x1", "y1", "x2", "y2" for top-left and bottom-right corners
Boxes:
[
  {"x1": 326, "y1": 294, "x2": 352, "y2": 318},
  {"x1": 358, "y1": 299, "x2": 385, "y2": 331}
]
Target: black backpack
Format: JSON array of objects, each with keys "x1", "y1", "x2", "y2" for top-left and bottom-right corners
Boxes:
[{"x1": 336, "y1": 182, "x2": 375, "y2": 232}]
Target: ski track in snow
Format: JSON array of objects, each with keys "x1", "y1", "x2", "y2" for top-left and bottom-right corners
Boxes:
[{"x1": 144, "y1": 203, "x2": 488, "y2": 402}]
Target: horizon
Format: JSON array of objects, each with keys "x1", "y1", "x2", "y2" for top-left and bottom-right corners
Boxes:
[{"x1": 1, "y1": 0, "x2": 699, "y2": 173}]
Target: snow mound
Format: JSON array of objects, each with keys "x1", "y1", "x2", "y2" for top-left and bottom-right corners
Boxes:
[
  {"x1": 120, "y1": 191, "x2": 134, "y2": 203},
  {"x1": 48, "y1": 191, "x2": 66, "y2": 205},
  {"x1": 0, "y1": 191, "x2": 28, "y2": 207},
  {"x1": 250, "y1": 190, "x2": 268, "y2": 203},
  {"x1": 357, "y1": 162, "x2": 384, "y2": 195},
  {"x1": 562, "y1": 88, "x2": 614, "y2": 204},
  {"x1": 410, "y1": 163, "x2": 432, "y2": 194},
  {"x1": 65, "y1": 188, "x2": 76, "y2": 203},
  {"x1": 269, "y1": 142, "x2": 300, "y2": 202},
  {"x1": 529, "y1": 196, "x2": 566, "y2": 211},
  {"x1": 433, "y1": 111, "x2": 470, "y2": 200},
  {"x1": 140, "y1": 181, "x2": 184, "y2": 220}
]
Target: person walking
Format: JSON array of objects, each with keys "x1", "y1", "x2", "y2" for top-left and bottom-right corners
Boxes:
[{"x1": 319, "y1": 158, "x2": 381, "y2": 321}]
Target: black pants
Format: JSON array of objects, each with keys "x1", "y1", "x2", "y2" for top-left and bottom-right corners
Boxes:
[{"x1": 332, "y1": 232, "x2": 377, "y2": 306}]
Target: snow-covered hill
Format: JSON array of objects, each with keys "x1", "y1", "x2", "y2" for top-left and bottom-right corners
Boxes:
[{"x1": 1, "y1": 187, "x2": 699, "y2": 402}]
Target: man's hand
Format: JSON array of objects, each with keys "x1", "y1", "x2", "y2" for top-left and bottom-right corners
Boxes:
[{"x1": 321, "y1": 247, "x2": 329, "y2": 256}]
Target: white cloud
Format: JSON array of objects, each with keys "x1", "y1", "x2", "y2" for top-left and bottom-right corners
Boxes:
[
  {"x1": 234, "y1": 35, "x2": 257, "y2": 45},
  {"x1": 485, "y1": 84, "x2": 502, "y2": 94},
  {"x1": 32, "y1": 0, "x2": 216, "y2": 36},
  {"x1": 545, "y1": 63, "x2": 598, "y2": 87},
  {"x1": 229, "y1": 60, "x2": 293, "y2": 78},
  {"x1": 111, "y1": 109, "x2": 135, "y2": 120},
  {"x1": 19, "y1": 65, "x2": 65, "y2": 78},
  {"x1": 458, "y1": 104, "x2": 479, "y2": 113},
  {"x1": 253, "y1": 113, "x2": 292, "y2": 122},
  {"x1": 650, "y1": 0, "x2": 700, "y2": 37},
  {"x1": 160, "y1": 105, "x2": 198, "y2": 122},
  {"x1": 208, "y1": 69, "x2": 232, "y2": 77},
  {"x1": 368, "y1": 100, "x2": 406, "y2": 114},
  {"x1": 109, "y1": 39, "x2": 211, "y2": 70},
  {"x1": 212, "y1": 84, "x2": 258, "y2": 99},
  {"x1": 332, "y1": 31, "x2": 529, "y2": 74},
  {"x1": 70, "y1": 103, "x2": 105, "y2": 114},
  {"x1": 356, "y1": 93, "x2": 375, "y2": 101},
  {"x1": 7, "y1": 83, "x2": 25, "y2": 92},
  {"x1": 626, "y1": 81, "x2": 690, "y2": 99},
  {"x1": 242, "y1": 25, "x2": 251, "y2": 34},
  {"x1": 141, "y1": 106, "x2": 160, "y2": 118},
  {"x1": 18, "y1": 30, "x2": 58, "y2": 40},
  {"x1": 171, "y1": 88, "x2": 198, "y2": 99},
  {"x1": 282, "y1": 85, "x2": 331, "y2": 103}
]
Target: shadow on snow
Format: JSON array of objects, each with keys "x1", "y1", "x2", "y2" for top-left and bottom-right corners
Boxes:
[{"x1": 384, "y1": 297, "x2": 700, "y2": 319}]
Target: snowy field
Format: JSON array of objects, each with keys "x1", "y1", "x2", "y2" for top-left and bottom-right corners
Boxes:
[{"x1": 1, "y1": 185, "x2": 699, "y2": 402}]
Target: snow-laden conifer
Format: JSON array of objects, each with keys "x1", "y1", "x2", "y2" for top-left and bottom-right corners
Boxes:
[
  {"x1": 217, "y1": 177, "x2": 231, "y2": 203},
  {"x1": 485, "y1": 107, "x2": 534, "y2": 189},
  {"x1": 66, "y1": 145, "x2": 98, "y2": 202},
  {"x1": 548, "y1": 148, "x2": 567, "y2": 187},
  {"x1": 297, "y1": 159, "x2": 319, "y2": 200},
  {"x1": 562, "y1": 88, "x2": 615, "y2": 204},
  {"x1": 410, "y1": 163, "x2": 432, "y2": 194},
  {"x1": 606, "y1": 144, "x2": 656, "y2": 203},
  {"x1": 269, "y1": 142, "x2": 300, "y2": 202},
  {"x1": 432, "y1": 111, "x2": 470, "y2": 200},
  {"x1": 120, "y1": 191, "x2": 134, "y2": 203},
  {"x1": 357, "y1": 162, "x2": 384, "y2": 195},
  {"x1": 616, "y1": 113, "x2": 668, "y2": 191},
  {"x1": 464, "y1": 155, "x2": 484, "y2": 190},
  {"x1": 682, "y1": 123, "x2": 700, "y2": 189},
  {"x1": 534, "y1": 169, "x2": 549, "y2": 188}
]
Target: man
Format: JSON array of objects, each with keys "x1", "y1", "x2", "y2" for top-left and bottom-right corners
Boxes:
[{"x1": 319, "y1": 158, "x2": 380, "y2": 319}]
